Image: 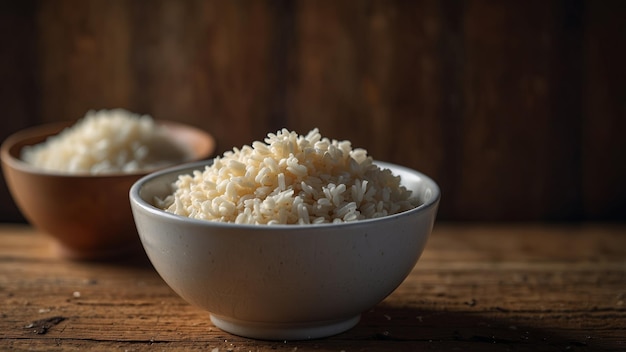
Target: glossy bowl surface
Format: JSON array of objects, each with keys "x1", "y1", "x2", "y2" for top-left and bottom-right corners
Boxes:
[
  {"x1": 1, "y1": 120, "x2": 215, "y2": 260},
  {"x1": 130, "y1": 160, "x2": 439, "y2": 340}
]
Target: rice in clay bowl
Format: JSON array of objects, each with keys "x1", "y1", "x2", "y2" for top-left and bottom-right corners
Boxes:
[
  {"x1": 130, "y1": 128, "x2": 440, "y2": 340},
  {"x1": 1, "y1": 109, "x2": 215, "y2": 260}
]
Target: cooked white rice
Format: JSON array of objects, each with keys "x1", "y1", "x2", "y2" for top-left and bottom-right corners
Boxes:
[
  {"x1": 158, "y1": 128, "x2": 419, "y2": 225},
  {"x1": 21, "y1": 109, "x2": 189, "y2": 174}
]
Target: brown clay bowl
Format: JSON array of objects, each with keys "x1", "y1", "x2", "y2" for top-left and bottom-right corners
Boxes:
[{"x1": 1, "y1": 120, "x2": 215, "y2": 260}]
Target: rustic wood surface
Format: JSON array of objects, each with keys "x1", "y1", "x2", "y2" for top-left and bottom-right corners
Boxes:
[
  {"x1": 1, "y1": 1, "x2": 626, "y2": 223},
  {"x1": 1, "y1": 223, "x2": 624, "y2": 351}
]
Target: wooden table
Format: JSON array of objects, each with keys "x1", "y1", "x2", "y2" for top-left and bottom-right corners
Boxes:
[{"x1": 1, "y1": 223, "x2": 624, "y2": 351}]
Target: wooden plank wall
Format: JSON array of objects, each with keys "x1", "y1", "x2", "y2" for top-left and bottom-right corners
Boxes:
[{"x1": 1, "y1": 0, "x2": 625, "y2": 222}]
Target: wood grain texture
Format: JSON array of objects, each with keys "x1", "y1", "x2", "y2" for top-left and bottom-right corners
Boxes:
[
  {"x1": 1, "y1": 223, "x2": 625, "y2": 351},
  {"x1": 583, "y1": 1, "x2": 626, "y2": 221},
  {"x1": 0, "y1": 2, "x2": 38, "y2": 222},
  {"x1": 1, "y1": 0, "x2": 625, "y2": 222}
]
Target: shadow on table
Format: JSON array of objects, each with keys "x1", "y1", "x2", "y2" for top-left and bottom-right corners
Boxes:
[
  {"x1": 328, "y1": 303, "x2": 613, "y2": 351},
  {"x1": 61, "y1": 243, "x2": 154, "y2": 268}
]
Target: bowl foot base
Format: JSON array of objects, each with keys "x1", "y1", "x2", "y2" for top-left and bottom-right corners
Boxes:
[{"x1": 210, "y1": 313, "x2": 361, "y2": 341}]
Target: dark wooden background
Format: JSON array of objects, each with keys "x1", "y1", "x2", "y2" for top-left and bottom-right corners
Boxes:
[{"x1": 1, "y1": 0, "x2": 625, "y2": 223}]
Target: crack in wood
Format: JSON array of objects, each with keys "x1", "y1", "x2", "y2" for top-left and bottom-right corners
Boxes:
[{"x1": 24, "y1": 316, "x2": 67, "y2": 334}]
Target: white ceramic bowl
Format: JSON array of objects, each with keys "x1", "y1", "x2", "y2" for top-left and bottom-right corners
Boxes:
[{"x1": 129, "y1": 160, "x2": 439, "y2": 340}]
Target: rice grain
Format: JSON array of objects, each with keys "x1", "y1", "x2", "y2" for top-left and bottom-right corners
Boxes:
[{"x1": 159, "y1": 128, "x2": 418, "y2": 225}]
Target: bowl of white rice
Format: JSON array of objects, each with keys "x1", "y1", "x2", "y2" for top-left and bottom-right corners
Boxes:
[
  {"x1": 1, "y1": 109, "x2": 215, "y2": 259},
  {"x1": 130, "y1": 128, "x2": 439, "y2": 340}
]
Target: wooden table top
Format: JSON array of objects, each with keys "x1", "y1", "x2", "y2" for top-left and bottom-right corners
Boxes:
[{"x1": 1, "y1": 223, "x2": 624, "y2": 351}]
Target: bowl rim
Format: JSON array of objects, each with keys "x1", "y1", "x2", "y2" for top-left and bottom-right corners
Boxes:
[
  {"x1": 1, "y1": 120, "x2": 215, "y2": 179},
  {"x1": 129, "y1": 159, "x2": 440, "y2": 230}
]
